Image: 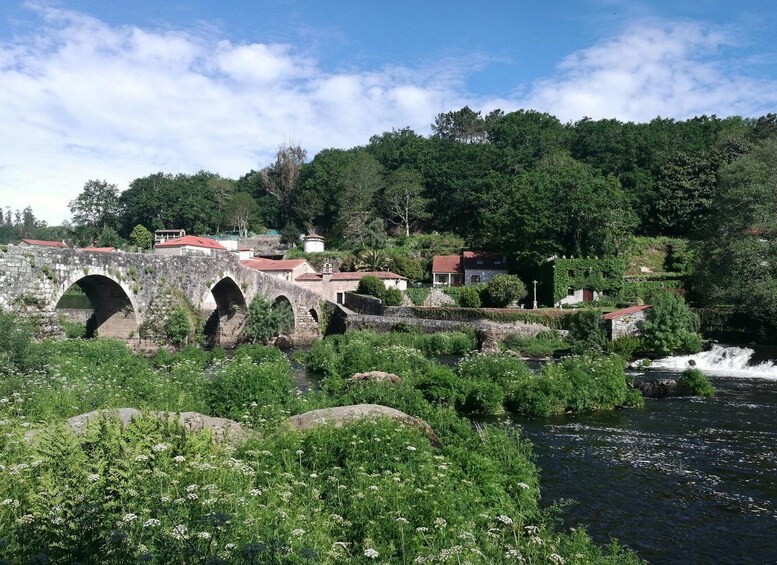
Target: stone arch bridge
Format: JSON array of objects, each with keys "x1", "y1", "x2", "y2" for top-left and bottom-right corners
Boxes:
[{"x1": 0, "y1": 245, "x2": 328, "y2": 347}]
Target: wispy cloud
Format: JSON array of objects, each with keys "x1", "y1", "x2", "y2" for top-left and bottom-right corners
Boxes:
[
  {"x1": 0, "y1": 7, "x2": 775, "y2": 224},
  {"x1": 520, "y1": 20, "x2": 777, "y2": 122}
]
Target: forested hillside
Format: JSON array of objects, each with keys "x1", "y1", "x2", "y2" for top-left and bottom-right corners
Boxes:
[{"x1": 3, "y1": 108, "x2": 776, "y2": 322}]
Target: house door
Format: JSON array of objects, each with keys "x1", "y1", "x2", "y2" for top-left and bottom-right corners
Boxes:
[{"x1": 582, "y1": 289, "x2": 594, "y2": 302}]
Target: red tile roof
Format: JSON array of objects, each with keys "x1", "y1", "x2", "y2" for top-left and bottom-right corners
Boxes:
[
  {"x1": 295, "y1": 273, "x2": 322, "y2": 281},
  {"x1": 77, "y1": 247, "x2": 115, "y2": 253},
  {"x1": 21, "y1": 239, "x2": 67, "y2": 248},
  {"x1": 462, "y1": 251, "x2": 508, "y2": 270},
  {"x1": 241, "y1": 258, "x2": 307, "y2": 271},
  {"x1": 432, "y1": 255, "x2": 462, "y2": 274},
  {"x1": 154, "y1": 236, "x2": 226, "y2": 250},
  {"x1": 601, "y1": 305, "x2": 652, "y2": 320}
]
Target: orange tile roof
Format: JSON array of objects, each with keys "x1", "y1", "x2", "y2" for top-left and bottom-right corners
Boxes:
[
  {"x1": 462, "y1": 251, "x2": 507, "y2": 270},
  {"x1": 21, "y1": 239, "x2": 67, "y2": 248},
  {"x1": 295, "y1": 273, "x2": 323, "y2": 281},
  {"x1": 77, "y1": 247, "x2": 115, "y2": 253},
  {"x1": 601, "y1": 305, "x2": 652, "y2": 320},
  {"x1": 241, "y1": 258, "x2": 307, "y2": 271},
  {"x1": 432, "y1": 255, "x2": 462, "y2": 274},
  {"x1": 154, "y1": 236, "x2": 226, "y2": 250}
]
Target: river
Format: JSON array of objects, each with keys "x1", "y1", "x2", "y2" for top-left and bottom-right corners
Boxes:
[{"x1": 514, "y1": 345, "x2": 777, "y2": 564}]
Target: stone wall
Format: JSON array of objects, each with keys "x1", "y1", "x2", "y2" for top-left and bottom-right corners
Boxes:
[
  {"x1": 608, "y1": 310, "x2": 647, "y2": 340},
  {"x1": 0, "y1": 245, "x2": 328, "y2": 347},
  {"x1": 343, "y1": 292, "x2": 384, "y2": 315}
]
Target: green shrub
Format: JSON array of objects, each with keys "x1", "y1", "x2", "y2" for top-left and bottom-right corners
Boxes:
[
  {"x1": 459, "y1": 380, "x2": 504, "y2": 414},
  {"x1": 484, "y1": 274, "x2": 527, "y2": 307},
  {"x1": 457, "y1": 285, "x2": 482, "y2": 308},
  {"x1": 566, "y1": 310, "x2": 609, "y2": 353},
  {"x1": 206, "y1": 356, "x2": 294, "y2": 421},
  {"x1": 0, "y1": 310, "x2": 34, "y2": 374},
  {"x1": 356, "y1": 274, "x2": 386, "y2": 299},
  {"x1": 59, "y1": 318, "x2": 86, "y2": 339},
  {"x1": 164, "y1": 307, "x2": 193, "y2": 347},
  {"x1": 609, "y1": 335, "x2": 641, "y2": 358},
  {"x1": 679, "y1": 368, "x2": 715, "y2": 397},
  {"x1": 383, "y1": 286, "x2": 403, "y2": 306},
  {"x1": 642, "y1": 292, "x2": 702, "y2": 355},
  {"x1": 502, "y1": 330, "x2": 567, "y2": 357},
  {"x1": 405, "y1": 287, "x2": 430, "y2": 305},
  {"x1": 243, "y1": 296, "x2": 294, "y2": 344}
]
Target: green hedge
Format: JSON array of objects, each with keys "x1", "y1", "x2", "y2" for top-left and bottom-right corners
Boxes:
[{"x1": 544, "y1": 257, "x2": 626, "y2": 305}]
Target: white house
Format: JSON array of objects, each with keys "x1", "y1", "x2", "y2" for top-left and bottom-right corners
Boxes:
[
  {"x1": 295, "y1": 269, "x2": 407, "y2": 304},
  {"x1": 154, "y1": 235, "x2": 227, "y2": 256},
  {"x1": 432, "y1": 251, "x2": 508, "y2": 286}
]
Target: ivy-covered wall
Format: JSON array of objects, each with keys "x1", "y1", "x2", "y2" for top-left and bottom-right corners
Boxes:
[{"x1": 542, "y1": 257, "x2": 626, "y2": 305}]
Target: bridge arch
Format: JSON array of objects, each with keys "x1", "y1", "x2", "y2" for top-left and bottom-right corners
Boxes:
[
  {"x1": 203, "y1": 276, "x2": 247, "y2": 347},
  {"x1": 272, "y1": 294, "x2": 296, "y2": 334},
  {"x1": 54, "y1": 274, "x2": 139, "y2": 340}
]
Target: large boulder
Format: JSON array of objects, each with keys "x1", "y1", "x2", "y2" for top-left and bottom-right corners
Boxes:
[
  {"x1": 60, "y1": 408, "x2": 250, "y2": 443},
  {"x1": 423, "y1": 288, "x2": 456, "y2": 307},
  {"x1": 284, "y1": 404, "x2": 441, "y2": 447},
  {"x1": 350, "y1": 371, "x2": 401, "y2": 384}
]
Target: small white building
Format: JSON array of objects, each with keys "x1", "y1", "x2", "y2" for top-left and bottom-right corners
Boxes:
[
  {"x1": 154, "y1": 229, "x2": 186, "y2": 245},
  {"x1": 154, "y1": 235, "x2": 227, "y2": 256},
  {"x1": 303, "y1": 233, "x2": 325, "y2": 253},
  {"x1": 295, "y1": 270, "x2": 407, "y2": 304}
]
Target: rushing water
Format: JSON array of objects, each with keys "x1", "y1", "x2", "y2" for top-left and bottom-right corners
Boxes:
[{"x1": 514, "y1": 346, "x2": 777, "y2": 564}]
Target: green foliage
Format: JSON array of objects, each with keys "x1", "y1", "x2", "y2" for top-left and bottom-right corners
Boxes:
[
  {"x1": 457, "y1": 285, "x2": 482, "y2": 308},
  {"x1": 128, "y1": 224, "x2": 153, "y2": 250},
  {"x1": 164, "y1": 307, "x2": 193, "y2": 347},
  {"x1": 243, "y1": 296, "x2": 294, "y2": 344},
  {"x1": 484, "y1": 274, "x2": 527, "y2": 307},
  {"x1": 502, "y1": 330, "x2": 567, "y2": 357},
  {"x1": 405, "y1": 287, "x2": 430, "y2": 305},
  {"x1": 545, "y1": 256, "x2": 626, "y2": 305},
  {"x1": 0, "y1": 310, "x2": 34, "y2": 374},
  {"x1": 95, "y1": 225, "x2": 123, "y2": 248},
  {"x1": 59, "y1": 317, "x2": 86, "y2": 339},
  {"x1": 566, "y1": 310, "x2": 609, "y2": 354},
  {"x1": 620, "y1": 278, "x2": 684, "y2": 303},
  {"x1": 356, "y1": 274, "x2": 386, "y2": 300},
  {"x1": 642, "y1": 292, "x2": 702, "y2": 355},
  {"x1": 679, "y1": 368, "x2": 715, "y2": 397},
  {"x1": 383, "y1": 286, "x2": 404, "y2": 306}
]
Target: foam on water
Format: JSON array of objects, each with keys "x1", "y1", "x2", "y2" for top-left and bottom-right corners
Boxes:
[{"x1": 650, "y1": 345, "x2": 777, "y2": 378}]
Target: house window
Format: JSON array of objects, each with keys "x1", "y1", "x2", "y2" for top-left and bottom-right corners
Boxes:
[
  {"x1": 336, "y1": 292, "x2": 345, "y2": 304},
  {"x1": 470, "y1": 275, "x2": 481, "y2": 284},
  {"x1": 567, "y1": 287, "x2": 575, "y2": 296},
  {"x1": 476, "y1": 259, "x2": 484, "y2": 265},
  {"x1": 435, "y1": 274, "x2": 449, "y2": 285},
  {"x1": 451, "y1": 274, "x2": 463, "y2": 286}
]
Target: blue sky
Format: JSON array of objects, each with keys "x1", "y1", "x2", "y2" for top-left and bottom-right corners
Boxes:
[{"x1": 1, "y1": 0, "x2": 777, "y2": 224}]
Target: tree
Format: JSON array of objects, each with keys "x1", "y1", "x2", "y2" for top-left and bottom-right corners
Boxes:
[
  {"x1": 95, "y1": 226, "x2": 122, "y2": 248},
  {"x1": 69, "y1": 180, "x2": 120, "y2": 229},
  {"x1": 129, "y1": 224, "x2": 153, "y2": 250},
  {"x1": 260, "y1": 144, "x2": 306, "y2": 225},
  {"x1": 484, "y1": 274, "x2": 527, "y2": 307},
  {"x1": 692, "y1": 138, "x2": 777, "y2": 323},
  {"x1": 228, "y1": 192, "x2": 259, "y2": 238},
  {"x1": 383, "y1": 168, "x2": 429, "y2": 236},
  {"x1": 208, "y1": 177, "x2": 235, "y2": 232},
  {"x1": 333, "y1": 151, "x2": 383, "y2": 246}
]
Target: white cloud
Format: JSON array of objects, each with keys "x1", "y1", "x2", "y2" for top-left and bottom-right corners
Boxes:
[
  {"x1": 520, "y1": 21, "x2": 777, "y2": 122},
  {"x1": 0, "y1": 6, "x2": 470, "y2": 223},
  {"x1": 0, "y1": 8, "x2": 775, "y2": 225}
]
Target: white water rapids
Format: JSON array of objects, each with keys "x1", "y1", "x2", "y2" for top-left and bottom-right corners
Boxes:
[{"x1": 649, "y1": 345, "x2": 777, "y2": 378}]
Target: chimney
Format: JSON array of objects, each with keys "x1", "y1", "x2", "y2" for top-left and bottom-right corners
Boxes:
[{"x1": 322, "y1": 261, "x2": 333, "y2": 283}]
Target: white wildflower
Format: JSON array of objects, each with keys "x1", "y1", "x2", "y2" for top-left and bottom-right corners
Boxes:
[
  {"x1": 143, "y1": 519, "x2": 161, "y2": 528},
  {"x1": 122, "y1": 513, "x2": 137, "y2": 523},
  {"x1": 171, "y1": 524, "x2": 188, "y2": 540},
  {"x1": 197, "y1": 531, "x2": 212, "y2": 540},
  {"x1": 363, "y1": 548, "x2": 379, "y2": 559},
  {"x1": 496, "y1": 514, "x2": 513, "y2": 525},
  {"x1": 406, "y1": 446, "x2": 417, "y2": 451},
  {"x1": 291, "y1": 528, "x2": 306, "y2": 537},
  {"x1": 152, "y1": 443, "x2": 168, "y2": 452},
  {"x1": 173, "y1": 455, "x2": 186, "y2": 463}
]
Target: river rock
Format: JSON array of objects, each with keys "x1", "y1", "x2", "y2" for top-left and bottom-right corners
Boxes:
[
  {"x1": 46, "y1": 408, "x2": 250, "y2": 443},
  {"x1": 284, "y1": 404, "x2": 441, "y2": 447},
  {"x1": 274, "y1": 334, "x2": 294, "y2": 350},
  {"x1": 635, "y1": 379, "x2": 683, "y2": 398},
  {"x1": 349, "y1": 371, "x2": 401, "y2": 384},
  {"x1": 476, "y1": 329, "x2": 500, "y2": 352}
]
